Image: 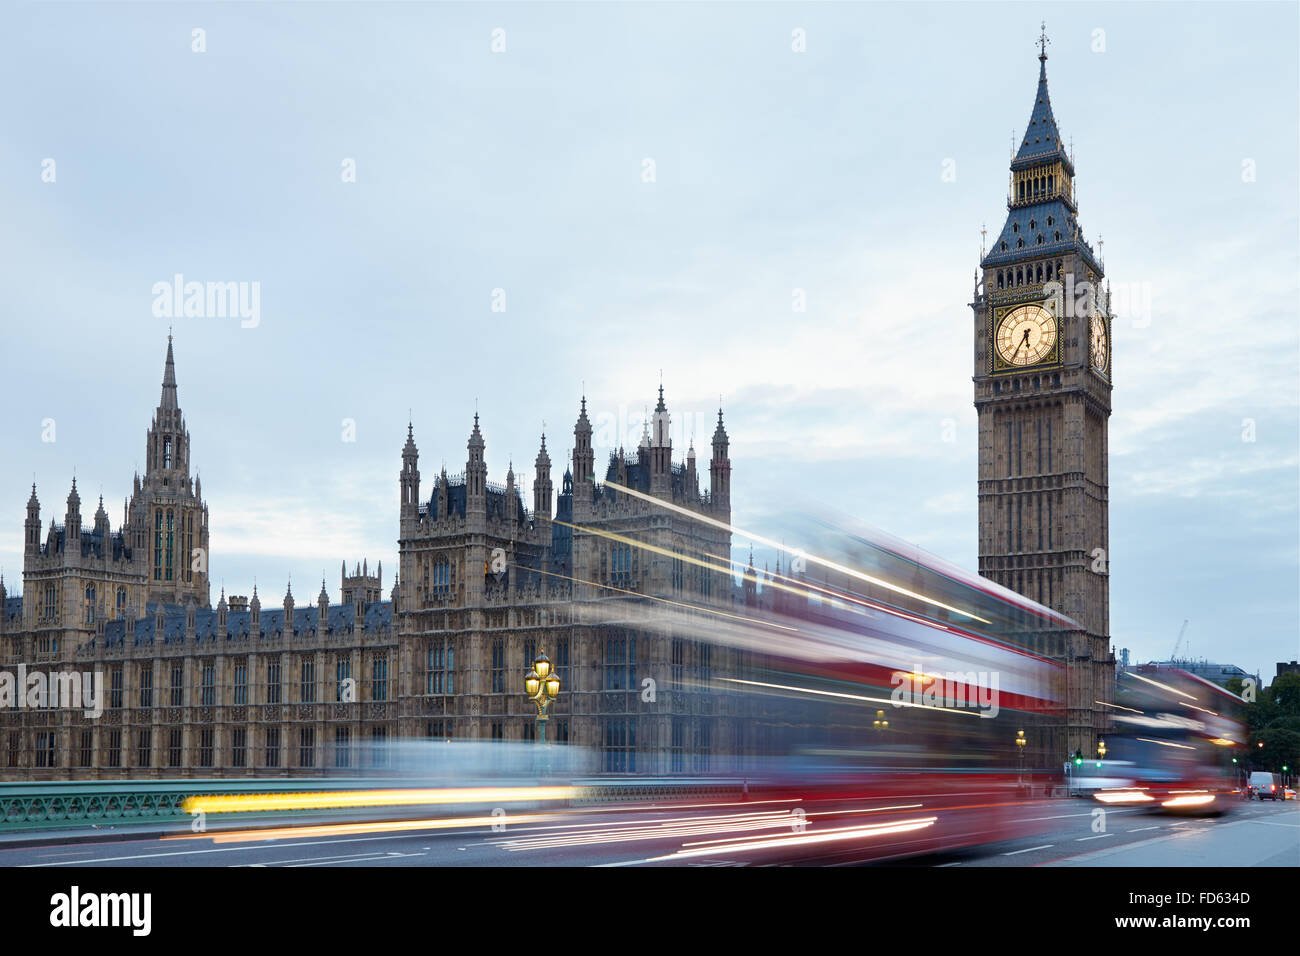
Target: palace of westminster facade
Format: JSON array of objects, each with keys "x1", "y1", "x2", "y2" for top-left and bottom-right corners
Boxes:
[{"x1": 0, "y1": 41, "x2": 1112, "y2": 780}]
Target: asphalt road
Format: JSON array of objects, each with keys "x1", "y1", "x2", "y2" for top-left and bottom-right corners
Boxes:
[{"x1": 2, "y1": 797, "x2": 1295, "y2": 867}]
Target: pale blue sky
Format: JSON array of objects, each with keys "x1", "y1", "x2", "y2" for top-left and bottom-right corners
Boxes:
[{"x1": 1, "y1": 3, "x2": 1296, "y2": 678}]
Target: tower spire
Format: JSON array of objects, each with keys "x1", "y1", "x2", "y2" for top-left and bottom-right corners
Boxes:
[{"x1": 160, "y1": 333, "x2": 178, "y2": 410}]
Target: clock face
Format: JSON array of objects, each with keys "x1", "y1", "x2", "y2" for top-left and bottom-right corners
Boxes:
[
  {"x1": 995, "y1": 304, "x2": 1057, "y2": 367},
  {"x1": 1090, "y1": 313, "x2": 1108, "y2": 373}
]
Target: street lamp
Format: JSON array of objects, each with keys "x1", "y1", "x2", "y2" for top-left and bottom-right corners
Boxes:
[
  {"x1": 873, "y1": 710, "x2": 889, "y2": 731},
  {"x1": 524, "y1": 651, "x2": 562, "y2": 754},
  {"x1": 1097, "y1": 739, "x2": 1107, "y2": 759},
  {"x1": 1015, "y1": 730, "x2": 1026, "y2": 786}
]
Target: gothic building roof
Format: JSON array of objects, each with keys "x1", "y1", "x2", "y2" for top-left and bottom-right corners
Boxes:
[
  {"x1": 981, "y1": 198, "x2": 1100, "y2": 273},
  {"x1": 1012, "y1": 55, "x2": 1071, "y2": 171},
  {"x1": 980, "y1": 50, "x2": 1102, "y2": 276},
  {"x1": 94, "y1": 600, "x2": 393, "y2": 648}
]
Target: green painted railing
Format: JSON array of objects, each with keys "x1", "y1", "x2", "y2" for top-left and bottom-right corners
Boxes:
[
  {"x1": 0, "y1": 778, "x2": 405, "y2": 832},
  {"x1": 0, "y1": 777, "x2": 746, "y2": 832}
]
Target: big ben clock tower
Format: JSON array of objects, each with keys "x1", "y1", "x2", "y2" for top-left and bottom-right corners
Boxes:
[{"x1": 972, "y1": 28, "x2": 1114, "y2": 755}]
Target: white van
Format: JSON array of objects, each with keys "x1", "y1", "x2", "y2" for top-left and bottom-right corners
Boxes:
[{"x1": 1247, "y1": 771, "x2": 1282, "y2": 800}]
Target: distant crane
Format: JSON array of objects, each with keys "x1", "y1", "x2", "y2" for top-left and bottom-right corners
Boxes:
[{"x1": 1171, "y1": 619, "x2": 1189, "y2": 662}]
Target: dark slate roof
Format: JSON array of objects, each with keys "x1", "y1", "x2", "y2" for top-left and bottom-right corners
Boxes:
[
  {"x1": 1012, "y1": 58, "x2": 1071, "y2": 171},
  {"x1": 980, "y1": 198, "x2": 1101, "y2": 273},
  {"x1": 37, "y1": 526, "x2": 130, "y2": 561},
  {"x1": 596, "y1": 453, "x2": 695, "y2": 505},
  {"x1": 424, "y1": 479, "x2": 467, "y2": 520},
  {"x1": 96, "y1": 600, "x2": 393, "y2": 649},
  {"x1": 3, "y1": 596, "x2": 21, "y2": 625}
]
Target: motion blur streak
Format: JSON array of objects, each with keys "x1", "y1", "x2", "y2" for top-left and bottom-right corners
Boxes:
[
  {"x1": 1093, "y1": 790, "x2": 1155, "y2": 804},
  {"x1": 530, "y1": 564, "x2": 800, "y2": 633},
  {"x1": 181, "y1": 786, "x2": 580, "y2": 814},
  {"x1": 639, "y1": 817, "x2": 940, "y2": 862},
  {"x1": 1125, "y1": 671, "x2": 1198, "y2": 700},
  {"x1": 602, "y1": 482, "x2": 992, "y2": 624},
  {"x1": 720, "y1": 677, "x2": 985, "y2": 717},
  {"x1": 490, "y1": 810, "x2": 803, "y2": 851},
  {"x1": 166, "y1": 814, "x2": 558, "y2": 844},
  {"x1": 1161, "y1": 794, "x2": 1215, "y2": 808}
]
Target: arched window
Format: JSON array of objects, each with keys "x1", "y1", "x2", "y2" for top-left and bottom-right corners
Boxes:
[
  {"x1": 165, "y1": 510, "x2": 174, "y2": 582},
  {"x1": 163, "y1": 437, "x2": 172, "y2": 470},
  {"x1": 432, "y1": 557, "x2": 451, "y2": 599},
  {"x1": 117, "y1": 587, "x2": 127, "y2": 616},
  {"x1": 997, "y1": 272, "x2": 1005, "y2": 289},
  {"x1": 84, "y1": 584, "x2": 96, "y2": 624}
]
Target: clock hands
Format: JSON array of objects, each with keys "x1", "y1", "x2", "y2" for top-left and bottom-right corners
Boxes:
[{"x1": 1011, "y1": 327, "x2": 1030, "y2": 363}]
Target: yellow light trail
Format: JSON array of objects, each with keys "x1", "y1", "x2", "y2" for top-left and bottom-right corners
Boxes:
[
  {"x1": 181, "y1": 786, "x2": 581, "y2": 815},
  {"x1": 164, "y1": 814, "x2": 561, "y2": 844}
]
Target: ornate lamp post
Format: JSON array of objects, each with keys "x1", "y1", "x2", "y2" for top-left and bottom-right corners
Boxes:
[
  {"x1": 1015, "y1": 729, "x2": 1026, "y2": 786},
  {"x1": 1097, "y1": 739, "x2": 1107, "y2": 760},
  {"x1": 524, "y1": 651, "x2": 562, "y2": 751}
]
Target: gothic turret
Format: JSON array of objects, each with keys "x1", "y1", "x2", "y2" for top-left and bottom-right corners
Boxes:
[
  {"x1": 533, "y1": 433, "x2": 553, "y2": 526},
  {"x1": 650, "y1": 385, "x2": 672, "y2": 497},
  {"x1": 216, "y1": 588, "x2": 228, "y2": 639},
  {"x1": 283, "y1": 580, "x2": 294, "y2": 636},
  {"x1": 572, "y1": 397, "x2": 594, "y2": 517},
  {"x1": 317, "y1": 578, "x2": 330, "y2": 635},
  {"x1": 133, "y1": 335, "x2": 210, "y2": 607},
  {"x1": 249, "y1": 584, "x2": 261, "y2": 639},
  {"x1": 710, "y1": 407, "x2": 731, "y2": 514},
  {"x1": 24, "y1": 484, "x2": 40, "y2": 556},
  {"x1": 466, "y1": 414, "x2": 487, "y2": 518},
  {"x1": 65, "y1": 477, "x2": 82, "y2": 545},
  {"x1": 400, "y1": 422, "x2": 420, "y2": 520},
  {"x1": 93, "y1": 495, "x2": 109, "y2": 536}
]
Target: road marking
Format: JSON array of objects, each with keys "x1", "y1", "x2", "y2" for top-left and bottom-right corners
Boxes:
[
  {"x1": 1002, "y1": 844, "x2": 1054, "y2": 856},
  {"x1": 22, "y1": 833, "x2": 435, "y2": 866},
  {"x1": 1128, "y1": 826, "x2": 1161, "y2": 832},
  {"x1": 937, "y1": 861, "x2": 962, "y2": 867},
  {"x1": 233, "y1": 851, "x2": 390, "y2": 867},
  {"x1": 289, "y1": 852, "x2": 425, "y2": 867},
  {"x1": 1076, "y1": 833, "x2": 1115, "y2": 841}
]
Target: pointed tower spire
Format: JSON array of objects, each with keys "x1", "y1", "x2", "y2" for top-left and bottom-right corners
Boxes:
[{"x1": 161, "y1": 331, "x2": 179, "y2": 411}]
